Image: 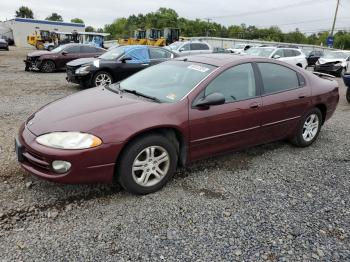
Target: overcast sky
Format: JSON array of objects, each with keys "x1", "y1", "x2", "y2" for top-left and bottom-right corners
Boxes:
[{"x1": 1, "y1": 0, "x2": 350, "y2": 33}]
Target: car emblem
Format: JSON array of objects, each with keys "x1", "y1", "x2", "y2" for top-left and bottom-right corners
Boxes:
[{"x1": 28, "y1": 121, "x2": 33, "y2": 126}]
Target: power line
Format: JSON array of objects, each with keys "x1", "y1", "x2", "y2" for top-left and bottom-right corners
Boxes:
[{"x1": 206, "y1": 0, "x2": 328, "y2": 19}]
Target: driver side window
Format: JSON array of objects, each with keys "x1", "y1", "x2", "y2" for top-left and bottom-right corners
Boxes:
[{"x1": 205, "y1": 63, "x2": 257, "y2": 103}]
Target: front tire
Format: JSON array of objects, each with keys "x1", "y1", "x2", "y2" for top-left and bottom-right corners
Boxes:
[
  {"x1": 290, "y1": 108, "x2": 322, "y2": 147},
  {"x1": 117, "y1": 134, "x2": 178, "y2": 194},
  {"x1": 92, "y1": 71, "x2": 113, "y2": 87},
  {"x1": 40, "y1": 60, "x2": 56, "y2": 73}
]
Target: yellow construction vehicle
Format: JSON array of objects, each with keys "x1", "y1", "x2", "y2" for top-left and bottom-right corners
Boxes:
[
  {"x1": 118, "y1": 28, "x2": 181, "y2": 47},
  {"x1": 27, "y1": 30, "x2": 55, "y2": 49}
]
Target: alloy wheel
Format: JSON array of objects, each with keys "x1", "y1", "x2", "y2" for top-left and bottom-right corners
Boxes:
[
  {"x1": 131, "y1": 146, "x2": 170, "y2": 187},
  {"x1": 95, "y1": 73, "x2": 112, "y2": 86},
  {"x1": 302, "y1": 114, "x2": 319, "y2": 142}
]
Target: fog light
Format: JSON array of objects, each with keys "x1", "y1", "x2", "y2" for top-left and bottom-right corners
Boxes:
[{"x1": 52, "y1": 160, "x2": 71, "y2": 174}]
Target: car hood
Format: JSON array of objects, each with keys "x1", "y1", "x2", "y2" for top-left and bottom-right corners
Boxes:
[
  {"x1": 26, "y1": 86, "x2": 160, "y2": 140},
  {"x1": 67, "y1": 57, "x2": 97, "y2": 67},
  {"x1": 27, "y1": 50, "x2": 51, "y2": 57},
  {"x1": 318, "y1": 57, "x2": 346, "y2": 64}
]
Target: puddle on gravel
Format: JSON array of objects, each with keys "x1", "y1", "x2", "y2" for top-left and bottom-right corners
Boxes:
[{"x1": 181, "y1": 183, "x2": 227, "y2": 200}]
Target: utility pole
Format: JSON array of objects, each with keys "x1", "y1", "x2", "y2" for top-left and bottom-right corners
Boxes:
[
  {"x1": 330, "y1": 0, "x2": 340, "y2": 37},
  {"x1": 206, "y1": 18, "x2": 211, "y2": 37}
]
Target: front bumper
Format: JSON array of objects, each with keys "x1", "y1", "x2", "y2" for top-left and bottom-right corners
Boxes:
[
  {"x1": 16, "y1": 124, "x2": 123, "y2": 184},
  {"x1": 66, "y1": 67, "x2": 92, "y2": 85},
  {"x1": 24, "y1": 57, "x2": 42, "y2": 71},
  {"x1": 314, "y1": 64, "x2": 342, "y2": 74}
]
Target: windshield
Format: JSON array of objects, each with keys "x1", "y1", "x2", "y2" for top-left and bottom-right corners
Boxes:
[
  {"x1": 323, "y1": 51, "x2": 349, "y2": 59},
  {"x1": 168, "y1": 42, "x2": 184, "y2": 50},
  {"x1": 51, "y1": 45, "x2": 66, "y2": 53},
  {"x1": 245, "y1": 47, "x2": 275, "y2": 57},
  {"x1": 99, "y1": 46, "x2": 126, "y2": 60},
  {"x1": 119, "y1": 61, "x2": 216, "y2": 103}
]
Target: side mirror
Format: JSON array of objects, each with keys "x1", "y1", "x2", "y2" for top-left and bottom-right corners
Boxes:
[
  {"x1": 309, "y1": 54, "x2": 314, "y2": 57},
  {"x1": 121, "y1": 57, "x2": 132, "y2": 63},
  {"x1": 193, "y1": 92, "x2": 225, "y2": 109},
  {"x1": 272, "y1": 54, "x2": 281, "y2": 59},
  {"x1": 61, "y1": 51, "x2": 68, "y2": 56},
  {"x1": 179, "y1": 47, "x2": 185, "y2": 52}
]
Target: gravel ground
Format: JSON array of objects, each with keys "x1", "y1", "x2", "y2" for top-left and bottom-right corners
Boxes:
[{"x1": 0, "y1": 47, "x2": 349, "y2": 261}]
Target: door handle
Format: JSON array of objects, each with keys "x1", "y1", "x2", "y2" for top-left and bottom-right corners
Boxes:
[
  {"x1": 298, "y1": 94, "x2": 306, "y2": 99},
  {"x1": 249, "y1": 102, "x2": 260, "y2": 109},
  {"x1": 141, "y1": 64, "x2": 149, "y2": 66}
]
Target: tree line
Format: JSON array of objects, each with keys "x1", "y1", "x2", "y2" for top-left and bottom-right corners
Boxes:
[{"x1": 14, "y1": 6, "x2": 350, "y2": 49}]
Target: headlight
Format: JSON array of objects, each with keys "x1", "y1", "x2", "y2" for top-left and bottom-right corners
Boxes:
[
  {"x1": 36, "y1": 132, "x2": 102, "y2": 150},
  {"x1": 75, "y1": 65, "x2": 91, "y2": 75},
  {"x1": 333, "y1": 62, "x2": 342, "y2": 67}
]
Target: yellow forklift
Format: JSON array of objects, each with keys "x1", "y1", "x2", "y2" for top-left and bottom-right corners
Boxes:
[
  {"x1": 27, "y1": 30, "x2": 55, "y2": 49},
  {"x1": 118, "y1": 28, "x2": 181, "y2": 47}
]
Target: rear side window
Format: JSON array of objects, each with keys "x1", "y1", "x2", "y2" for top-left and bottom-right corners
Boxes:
[
  {"x1": 81, "y1": 46, "x2": 97, "y2": 53},
  {"x1": 283, "y1": 49, "x2": 295, "y2": 57},
  {"x1": 205, "y1": 63, "x2": 256, "y2": 103},
  {"x1": 64, "y1": 46, "x2": 80, "y2": 53},
  {"x1": 257, "y1": 63, "x2": 300, "y2": 95},
  {"x1": 292, "y1": 50, "x2": 301, "y2": 56},
  {"x1": 149, "y1": 48, "x2": 172, "y2": 59},
  {"x1": 191, "y1": 43, "x2": 209, "y2": 50}
]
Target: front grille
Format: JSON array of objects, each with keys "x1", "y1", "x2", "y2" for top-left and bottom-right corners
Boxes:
[{"x1": 23, "y1": 149, "x2": 50, "y2": 171}]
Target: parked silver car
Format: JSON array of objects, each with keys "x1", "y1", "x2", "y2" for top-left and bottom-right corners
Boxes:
[{"x1": 166, "y1": 41, "x2": 212, "y2": 56}]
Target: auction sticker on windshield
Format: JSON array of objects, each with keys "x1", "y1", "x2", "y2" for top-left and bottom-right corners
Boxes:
[{"x1": 187, "y1": 64, "x2": 210, "y2": 73}]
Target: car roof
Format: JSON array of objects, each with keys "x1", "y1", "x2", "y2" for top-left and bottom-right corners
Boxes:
[{"x1": 176, "y1": 53, "x2": 256, "y2": 67}]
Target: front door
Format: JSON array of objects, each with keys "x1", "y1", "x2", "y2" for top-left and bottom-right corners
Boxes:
[{"x1": 189, "y1": 63, "x2": 263, "y2": 160}]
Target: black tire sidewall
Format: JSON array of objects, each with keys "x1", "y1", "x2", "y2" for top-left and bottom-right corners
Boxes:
[
  {"x1": 41, "y1": 60, "x2": 55, "y2": 73},
  {"x1": 117, "y1": 134, "x2": 178, "y2": 194},
  {"x1": 92, "y1": 71, "x2": 113, "y2": 87},
  {"x1": 346, "y1": 87, "x2": 350, "y2": 103},
  {"x1": 295, "y1": 108, "x2": 322, "y2": 147}
]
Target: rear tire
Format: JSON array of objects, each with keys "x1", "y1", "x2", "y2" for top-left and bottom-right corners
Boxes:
[
  {"x1": 40, "y1": 60, "x2": 56, "y2": 73},
  {"x1": 290, "y1": 108, "x2": 322, "y2": 147},
  {"x1": 117, "y1": 134, "x2": 178, "y2": 194}
]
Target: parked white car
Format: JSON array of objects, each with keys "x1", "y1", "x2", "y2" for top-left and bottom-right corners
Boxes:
[
  {"x1": 166, "y1": 41, "x2": 212, "y2": 56},
  {"x1": 226, "y1": 43, "x2": 253, "y2": 54},
  {"x1": 245, "y1": 46, "x2": 308, "y2": 68}
]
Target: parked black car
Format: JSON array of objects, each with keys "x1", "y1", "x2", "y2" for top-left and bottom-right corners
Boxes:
[
  {"x1": 66, "y1": 45, "x2": 178, "y2": 87},
  {"x1": 0, "y1": 39, "x2": 9, "y2": 51},
  {"x1": 305, "y1": 50, "x2": 324, "y2": 66}
]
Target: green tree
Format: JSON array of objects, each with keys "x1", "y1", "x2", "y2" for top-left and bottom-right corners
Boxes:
[
  {"x1": 85, "y1": 26, "x2": 95, "y2": 32},
  {"x1": 46, "y1": 13, "x2": 63, "y2": 21},
  {"x1": 15, "y1": 6, "x2": 34, "y2": 18},
  {"x1": 71, "y1": 18, "x2": 84, "y2": 24}
]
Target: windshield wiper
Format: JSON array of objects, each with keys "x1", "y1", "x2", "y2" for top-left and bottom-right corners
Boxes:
[{"x1": 121, "y1": 89, "x2": 161, "y2": 103}]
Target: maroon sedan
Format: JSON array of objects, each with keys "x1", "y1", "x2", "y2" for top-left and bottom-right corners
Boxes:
[
  {"x1": 16, "y1": 54, "x2": 339, "y2": 194},
  {"x1": 24, "y1": 43, "x2": 105, "y2": 73}
]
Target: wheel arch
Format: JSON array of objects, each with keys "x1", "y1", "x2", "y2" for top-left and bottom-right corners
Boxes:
[
  {"x1": 40, "y1": 59, "x2": 56, "y2": 71},
  {"x1": 115, "y1": 126, "x2": 188, "y2": 176},
  {"x1": 314, "y1": 103, "x2": 327, "y2": 124}
]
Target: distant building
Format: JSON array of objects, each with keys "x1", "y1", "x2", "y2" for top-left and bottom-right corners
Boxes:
[{"x1": 0, "y1": 17, "x2": 85, "y2": 47}]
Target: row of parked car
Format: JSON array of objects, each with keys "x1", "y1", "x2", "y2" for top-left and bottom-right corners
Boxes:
[{"x1": 24, "y1": 40, "x2": 350, "y2": 103}]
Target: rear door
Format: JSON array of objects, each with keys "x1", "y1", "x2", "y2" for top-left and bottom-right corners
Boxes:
[
  {"x1": 80, "y1": 46, "x2": 102, "y2": 58},
  {"x1": 189, "y1": 63, "x2": 263, "y2": 160},
  {"x1": 257, "y1": 62, "x2": 311, "y2": 143}
]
